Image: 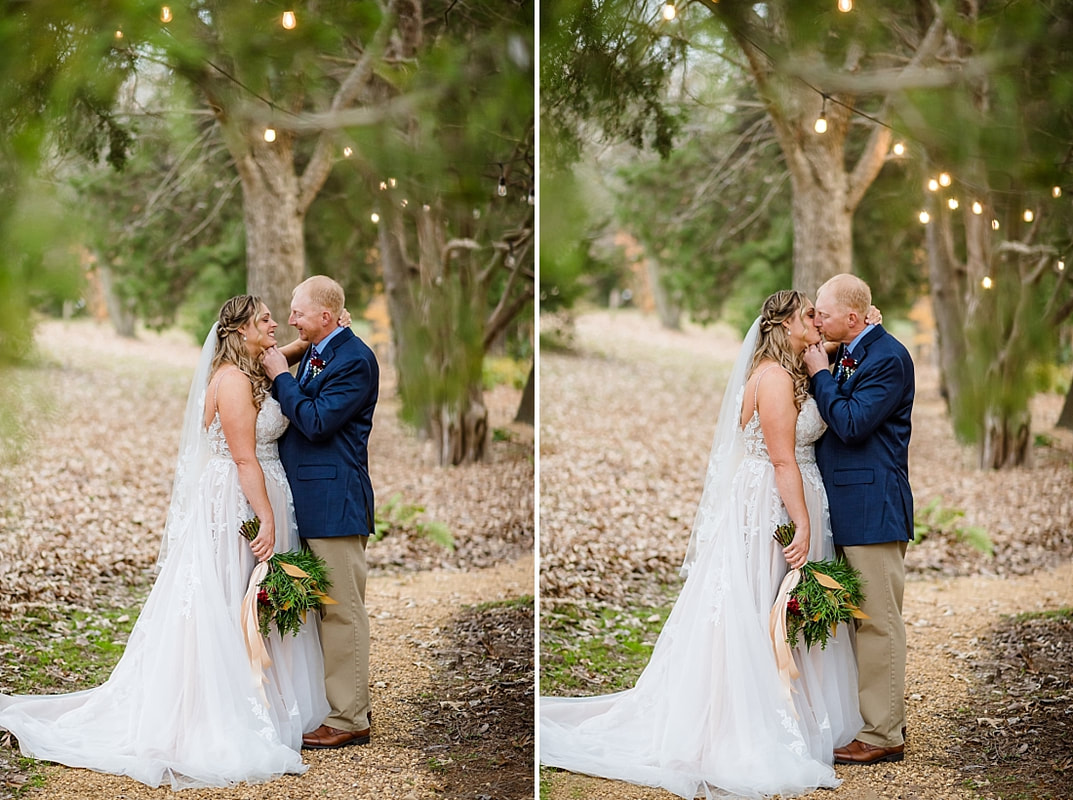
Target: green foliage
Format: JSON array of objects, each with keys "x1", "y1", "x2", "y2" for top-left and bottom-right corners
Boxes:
[
  {"x1": 913, "y1": 498, "x2": 994, "y2": 558},
  {"x1": 373, "y1": 493, "x2": 455, "y2": 552},
  {"x1": 482, "y1": 356, "x2": 529, "y2": 391},
  {"x1": 239, "y1": 517, "x2": 334, "y2": 638}
]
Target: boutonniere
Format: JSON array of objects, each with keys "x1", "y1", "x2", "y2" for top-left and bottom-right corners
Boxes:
[
  {"x1": 840, "y1": 355, "x2": 858, "y2": 380},
  {"x1": 308, "y1": 355, "x2": 326, "y2": 379}
]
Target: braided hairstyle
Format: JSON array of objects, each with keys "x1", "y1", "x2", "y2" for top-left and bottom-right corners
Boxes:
[
  {"x1": 749, "y1": 290, "x2": 812, "y2": 410},
  {"x1": 211, "y1": 295, "x2": 271, "y2": 409}
]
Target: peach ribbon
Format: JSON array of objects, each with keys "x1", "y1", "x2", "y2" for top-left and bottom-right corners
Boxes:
[
  {"x1": 769, "y1": 567, "x2": 802, "y2": 714},
  {"x1": 241, "y1": 560, "x2": 273, "y2": 701}
]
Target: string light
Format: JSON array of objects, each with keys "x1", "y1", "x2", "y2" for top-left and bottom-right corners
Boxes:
[
  {"x1": 1023, "y1": 209, "x2": 1034, "y2": 222},
  {"x1": 981, "y1": 276, "x2": 993, "y2": 289},
  {"x1": 971, "y1": 201, "x2": 983, "y2": 215},
  {"x1": 161, "y1": 6, "x2": 172, "y2": 23},
  {"x1": 281, "y1": 10, "x2": 297, "y2": 29},
  {"x1": 992, "y1": 219, "x2": 1000, "y2": 230},
  {"x1": 527, "y1": 187, "x2": 535, "y2": 206},
  {"x1": 115, "y1": 29, "x2": 124, "y2": 39},
  {"x1": 927, "y1": 178, "x2": 939, "y2": 192},
  {"x1": 918, "y1": 210, "x2": 930, "y2": 224},
  {"x1": 892, "y1": 142, "x2": 905, "y2": 156},
  {"x1": 497, "y1": 176, "x2": 508, "y2": 197},
  {"x1": 838, "y1": 0, "x2": 853, "y2": 11},
  {"x1": 661, "y1": 3, "x2": 677, "y2": 21},
  {"x1": 263, "y1": 127, "x2": 276, "y2": 142},
  {"x1": 400, "y1": 198, "x2": 408, "y2": 207},
  {"x1": 938, "y1": 172, "x2": 952, "y2": 187},
  {"x1": 370, "y1": 212, "x2": 380, "y2": 223},
  {"x1": 379, "y1": 180, "x2": 388, "y2": 190},
  {"x1": 947, "y1": 198, "x2": 959, "y2": 210},
  {"x1": 422, "y1": 203, "x2": 431, "y2": 212},
  {"x1": 1058, "y1": 259, "x2": 1066, "y2": 272},
  {"x1": 389, "y1": 177, "x2": 397, "y2": 187},
  {"x1": 1053, "y1": 186, "x2": 1062, "y2": 198},
  {"x1": 342, "y1": 146, "x2": 353, "y2": 158},
  {"x1": 814, "y1": 95, "x2": 828, "y2": 134}
]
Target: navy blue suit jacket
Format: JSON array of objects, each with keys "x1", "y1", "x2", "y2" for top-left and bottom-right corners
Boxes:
[
  {"x1": 272, "y1": 328, "x2": 379, "y2": 539},
  {"x1": 810, "y1": 325, "x2": 915, "y2": 547}
]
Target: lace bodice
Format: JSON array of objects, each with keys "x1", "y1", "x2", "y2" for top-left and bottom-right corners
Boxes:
[
  {"x1": 741, "y1": 390, "x2": 826, "y2": 465},
  {"x1": 207, "y1": 395, "x2": 289, "y2": 462}
]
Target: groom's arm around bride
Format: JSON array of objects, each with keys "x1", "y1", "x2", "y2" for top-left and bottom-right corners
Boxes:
[{"x1": 263, "y1": 275, "x2": 379, "y2": 750}]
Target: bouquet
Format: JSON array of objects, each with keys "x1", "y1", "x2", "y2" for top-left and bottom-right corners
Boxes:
[
  {"x1": 239, "y1": 517, "x2": 336, "y2": 638},
  {"x1": 771, "y1": 522, "x2": 868, "y2": 651}
]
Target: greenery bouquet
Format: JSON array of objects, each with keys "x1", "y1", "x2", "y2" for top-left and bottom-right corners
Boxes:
[
  {"x1": 772, "y1": 522, "x2": 868, "y2": 651},
  {"x1": 240, "y1": 517, "x2": 336, "y2": 638}
]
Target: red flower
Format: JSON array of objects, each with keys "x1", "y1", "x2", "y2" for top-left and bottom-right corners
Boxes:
[
  {"x1": 257, "y1": 589, "x2": 270, "y2": 605},
  {"x1": 840, "y1": 356, "x2": 857, "y2": 369},
  {"x1": 787, "y1": 596, "x2": 802, "y2": 617}
]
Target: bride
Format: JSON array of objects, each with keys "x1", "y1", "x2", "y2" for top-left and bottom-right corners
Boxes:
[
  {"x1": 540, "y1": 290, "x2": 864, "y2": 799},
  {"x1": 0, "y1": 295, "x2": 329, "y2": 789}
]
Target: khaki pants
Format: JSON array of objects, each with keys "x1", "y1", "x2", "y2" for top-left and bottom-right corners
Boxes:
[
  {"x1": 840, "y1": 540, "x2": 907, "y2": 748},
  {"x1": 307, "y1": 535, "x2": 370, "y2": 733}
]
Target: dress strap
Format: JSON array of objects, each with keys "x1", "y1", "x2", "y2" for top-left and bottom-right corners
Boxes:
[{"x1": 752, "y1": 365, "x2": 780, "y2": 416}]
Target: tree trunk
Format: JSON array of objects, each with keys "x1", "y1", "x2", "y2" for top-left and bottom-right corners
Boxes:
[
  {"x1": 645, "y1": 257, "x2": 681, "y2": 330},
  {"x1": 97, "y1": 264, "x2": 137, "y2": 338},
  {"x1": 789, "y1": 168, "x2": 854, "y2": 294},
  {"x1": 233, "y1": 138, "x2": 306, "y2": 329},
  {"x1": 515, "y1": 364, "x2": 534, "y2": 425},
  {"x1": 980, "y1": 407, "x2": 1031, "y2": 469},
  {"x1": 1058, "y1": 376, "x2": 1073, "y2": 431}
]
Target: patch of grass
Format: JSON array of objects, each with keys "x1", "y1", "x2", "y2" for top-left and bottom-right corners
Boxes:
[
  {"x1": 373, "y1": 493, "x2": 454, "y2": 551},
  {"x1": 539, "y1": 595, "x2": 675, "y2": 696},
  {"x1": 476, "y1": 595, "x2": 533, "y2": 614},
  {"x1": 1010, "y1": 606, "x2": 1073, "y2": 624},
  {"x1": 0, "y1": 600, "x2": 143, "y2": 695}
]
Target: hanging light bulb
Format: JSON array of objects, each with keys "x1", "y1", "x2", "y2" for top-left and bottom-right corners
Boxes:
[
  {"x1": 281, "y1": 10, "x2": 297, "y2": 29},
  {"x1": 918, "y1": 210, "x2": 930, "y2": 224},
  {"x1": 1023, "y1": 209, "x2": 1034, "y2": 222},
  {"x1": 661, "y1": 2, "x2": 677, "y2": 21},
  {"x1": 115, "y1": 29, "x2": 124, "y2": 39},
  {"x1": 161, "y1": 6, "x2": 172, "y2": 23},
  {"x1": 343, "y1": 146, "x2": 353, "y2": 158},
  {"x1": 527, "y1": 187, "x2": 535, "y2": 206},
  {"x1": 422, "y1": 203, "x2": 431, "y2": 212},
  {"x1": 947, "y1": 198, "x2": 959, "y2": 210},
  {"x1": 1058, "y1": 259, "x2": 1066, "y2": 272},
  {"x1": 892, "y1": 141, "x2": 905, "y2": 156},
  {"x1": 497, "y1": 176, "x2": 508, "y2": 197},
  {"x1": 263, "y1": 127, "x2": 276, "y2": 143},
  {"x1": 1053, "y1": 186, "x2": 1062, "y2": 198},
  {"x1": 838, "y1": 0, "x2": 853, "y2": 11},
  {"x1": 389, "y1": 177, "x2": 397, "y2": 187},
  {"x1": 370, "y1": 212, "x2": 380, "y2": 224},
  {"x1": 981, "y1": 276, "x2": 993, "y2": 289},
  {"x1": 971, "y1": 201, "x2": 983, "y2": 215},
  {"x1": 927, "y1": 178, "x2": 939, "y2": 192},
  {"x1": 814, "y1": 113, "x2": 827, "y2": 134},
  {"x1": 400, "y1": 198, "x2": 409, "y2": 208},
  {"x1": 379, "y1": 180, "x2": 388, "y2": 190},
  {"x1": 938, "y1": 172, "x2": 952, "y2": 187},
  {"x1": 992, "y1": 219, "x2": 1000, "y2": 230}
]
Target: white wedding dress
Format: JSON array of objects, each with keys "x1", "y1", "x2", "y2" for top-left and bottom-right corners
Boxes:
[
  {"x1": 540, "y1": 329, "x2": 863, "y2": 799},
  {"x1": 0, "y1": 389, "x2": 329, "y2": 789}
]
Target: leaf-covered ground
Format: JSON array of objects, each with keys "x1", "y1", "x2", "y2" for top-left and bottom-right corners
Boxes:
[{"x1": 0, "y1": 319, "x2": 534, "y2": 800}]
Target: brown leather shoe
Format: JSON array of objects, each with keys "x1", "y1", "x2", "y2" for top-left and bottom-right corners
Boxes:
[
  {"x1": 833, "y1": 739, "x2": 904, "y2": 765},
  {"x1": 301, "y1": 724, "x2": 371, "y2": 749}
]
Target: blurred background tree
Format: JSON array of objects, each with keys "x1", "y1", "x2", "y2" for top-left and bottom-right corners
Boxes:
[
  {"x1": 541, "y1": 0, "x2": 1073, "y2": 469},
  {"x1": 0, "y1": 0, "x2": 533, "y2": 465}
]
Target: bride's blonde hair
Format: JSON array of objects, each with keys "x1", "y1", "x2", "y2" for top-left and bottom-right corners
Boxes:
[
  {"x1": 212, "y1": 295, "x2": 271, "y2": 409},
  {"x1": 749, "y1": 290, "x2": 811, "y2": 410}
]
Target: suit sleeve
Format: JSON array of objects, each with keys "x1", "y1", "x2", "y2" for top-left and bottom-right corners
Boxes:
[
  {"x1": 272, "y1": 352, "x2": 376, "y2": 442},
  {"x1": 810, "y1": 351, "x2": 910, "y2": 445}
]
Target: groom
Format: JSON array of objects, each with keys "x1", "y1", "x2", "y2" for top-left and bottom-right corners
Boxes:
[
  {"x1": 802, "y1": 273, "x2": 915, "y2": 766},
  {"x1": 263, "y1": 275, "x2": 379, "y2": 749}
]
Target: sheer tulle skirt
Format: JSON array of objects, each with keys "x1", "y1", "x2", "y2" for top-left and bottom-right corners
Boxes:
[
  {"x1": 0, "y1": 455, "x2": 329, "y2": 790},
  {"x1": 540, "y1": 456, "x2": 862, "y2": 799}
]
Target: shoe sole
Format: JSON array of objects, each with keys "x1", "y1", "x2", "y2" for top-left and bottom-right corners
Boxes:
[
  {"x1": 301, "y1": 734, "x2": 371, "y2": 750},
  {"x1": 834, "y1": 751, "x2": 904, "y2": 765}
]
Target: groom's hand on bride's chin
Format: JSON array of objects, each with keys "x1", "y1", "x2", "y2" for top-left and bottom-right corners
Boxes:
[{"x1": 262, "y1": 346, "x2": 288, "y2": 380}]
